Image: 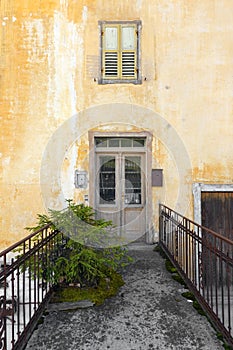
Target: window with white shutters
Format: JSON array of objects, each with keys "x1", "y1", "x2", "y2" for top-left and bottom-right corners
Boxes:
[{"x1": 99, "y1": 21, "x2": 141, "y2": 84}]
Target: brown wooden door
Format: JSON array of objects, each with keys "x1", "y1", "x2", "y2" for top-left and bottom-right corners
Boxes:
[
  {"x1": 201, "y1": 192, "x2": 233, "y2": 286},
  {"x1": 201, "y1": 192, "x2": 233, "y2": 240}
]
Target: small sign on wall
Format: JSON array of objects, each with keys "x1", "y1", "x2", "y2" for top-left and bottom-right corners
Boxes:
[
  {"x1": 75, "y1": 170, "x2": 88, "y2": 189},
  {"x1": 152, "y1": 169, "x2": 163, "y2": 187}
]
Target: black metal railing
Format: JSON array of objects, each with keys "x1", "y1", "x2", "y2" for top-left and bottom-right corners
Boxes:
[
  {"x1": 159, "y1": 204, "x2": 233, "y2": 346},
  {"x1": 0, "y1": 225, "x2": 63, "y2": 350}
]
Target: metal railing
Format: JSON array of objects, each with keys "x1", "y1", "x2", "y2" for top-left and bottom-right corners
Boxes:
[
  {"x1": 0, "y1": 225, "x2": 63, "y2": 350},
  {"x1": 159, "y1": 204, "x2": 233, "y2": 347}
]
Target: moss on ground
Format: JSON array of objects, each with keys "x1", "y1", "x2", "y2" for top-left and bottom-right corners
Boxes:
[
  {"x1": 50, "y1": 270, "x2": 124, "y2": 306},
  {"x1": 222, "y1": 341, "x2": 233, "y2": 350},
  {"x1": 181, "y1": 291, "x2": 195, "y2": 301},
  {"x1": 165, "y1": 259, "x2": 177, "y2": 274},
  {"x1": 181, "y1": 291, "x2": 206, "y2": 316},
  {"x1": 154, "y1": 244, "x2": 186, "y2": 286},
  {"x1": 153, "y1": 244, "x2": 167, "y2": 258},
  {"x1": 192, "y1": 300, "x2": 206, "y2": 316},
  {"x1": 171, "y1": 273, "x2": 186, "y2": 286},
  {"x1": 155, "y1": 244, "x2": 233, "y2": 349},
  {"x1": 216, "y1": 332, "x2": 233, "y2": 349}
]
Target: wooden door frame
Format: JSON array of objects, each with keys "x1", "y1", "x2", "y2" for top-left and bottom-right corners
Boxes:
[
  {"x1": 193, "y1": 183, "x2": 233, "y2": 226},
  {"x1": 88, "y1": 131, "x2": 152, "y2": 239}
]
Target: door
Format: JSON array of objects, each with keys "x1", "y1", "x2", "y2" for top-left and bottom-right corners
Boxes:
[
  {"x1": 95, "y1": 152, "x2": 146, "y2": 241},
  {"x1": 201, "y1": 191, "x2": 233, "y2": 286},
  {"x1": 201, "y1": 192, "x2": 233, "y2": 240}
]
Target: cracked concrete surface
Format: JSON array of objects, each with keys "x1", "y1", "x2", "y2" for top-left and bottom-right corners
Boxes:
[{"x1": 25, "y1": 243, "x2": 224, "y2": 350}]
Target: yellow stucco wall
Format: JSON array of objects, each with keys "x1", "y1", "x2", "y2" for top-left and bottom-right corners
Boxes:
[{"x1": 1, "y1": 0, "x2": 233, "y2": 248}]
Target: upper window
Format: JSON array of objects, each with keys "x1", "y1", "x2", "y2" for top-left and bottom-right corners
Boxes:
[
  {"x1": 98, "y1": 21, "x2": 142, "y2": 84},
  {"x1": 95, "y1": 137, "x2": 145, "y2": 148}
]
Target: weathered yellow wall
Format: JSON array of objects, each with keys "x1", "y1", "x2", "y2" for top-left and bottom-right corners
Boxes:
[{"x1": 1, "y1": 0, "x2": 233, "y2": 248}]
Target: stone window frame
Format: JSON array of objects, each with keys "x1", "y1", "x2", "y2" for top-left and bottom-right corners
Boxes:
[{"x1": 98, "y1": 20, "x2": 142, "y2": 85}]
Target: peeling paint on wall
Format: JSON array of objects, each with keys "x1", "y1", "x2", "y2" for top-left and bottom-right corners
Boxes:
[{"x1": 47, "y1": 11, "x2": 79, "y2": 119}]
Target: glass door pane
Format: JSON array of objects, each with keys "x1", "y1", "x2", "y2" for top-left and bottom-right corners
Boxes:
[
  {"x1": 99, "y1": 156, "x2": 116, "y2": 204},
  {"x1": 124, "y1": 156, "x2": 141, "y2": 205}
]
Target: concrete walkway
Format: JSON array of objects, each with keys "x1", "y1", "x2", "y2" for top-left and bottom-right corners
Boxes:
[{"x1": 25, "y1": 243, "x2": 224, "y2": 350}]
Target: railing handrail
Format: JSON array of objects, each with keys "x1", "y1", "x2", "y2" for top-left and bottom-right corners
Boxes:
[
  {"x1": 0, "y1": 223, "x2": 52, "y2": 257},
  {"x1": 0, "y1": 223, "x2": 62, "y2": 350},
  {"x1": 159, "y1": 204, "x2": 233, "y2": 347},
  {"x1": 160, "y1": 204, "x2": 233, "y2": 246}
]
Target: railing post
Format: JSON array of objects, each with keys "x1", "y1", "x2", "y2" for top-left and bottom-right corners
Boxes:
[{"x1": 159, "y1": 204, "x2": 162, "y2": 242}]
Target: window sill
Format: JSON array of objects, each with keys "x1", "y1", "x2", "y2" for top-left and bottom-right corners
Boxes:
[{"x1": 98, "y1": 78, "x2": 142, "y2": 85}]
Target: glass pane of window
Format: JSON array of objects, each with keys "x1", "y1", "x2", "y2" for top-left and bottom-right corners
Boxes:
[
  {"x1": 96, "y1": 137, "x2": 145, "y2": 148},
  {"x1": 122, "y1": 26, "x2": 135, "y2": 50},
  {"x1": 105, "y1": 27, "x2": 118, "y2": 50},
  {"x1": 121, "y1": 138, "x2": 132, "y2": 147},
  {"x1": 96, "y1": 138, "x2": 107, "y2": 147},
  {"x1": 124, "y1": 156, "x2": 141, "y2": 205},
  {"x1": 109, "y1": 138, "x2": 120, "y2": 147},
  {"x1": 99, "y1": 156, "x2": 116, "y2": 204},
  {"x1": 133, "y1": 138, "x2": 145, "y2": 147}
]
